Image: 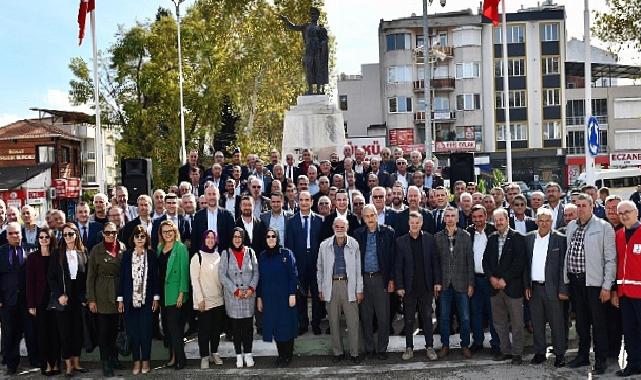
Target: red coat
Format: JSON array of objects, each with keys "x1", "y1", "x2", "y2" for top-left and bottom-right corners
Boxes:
[{"x1": 616, "y1": 227, "x2": 641, "y2": 298}]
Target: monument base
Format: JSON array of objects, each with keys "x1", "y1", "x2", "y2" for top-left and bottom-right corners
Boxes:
[{"x1": 281, "y1": 95, "x2": 346, "y2": 161}]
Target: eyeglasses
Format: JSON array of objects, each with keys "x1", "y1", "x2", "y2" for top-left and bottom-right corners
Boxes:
[
  {"x1": 266, "y1": 235, "x2": 277, "y2": 239},
  {"x1": 353, "y1": 202, "x2": 364, "y2": 206},
  {"x1": 134, "y1": 234, "x2": 146, "y2": 239},
  {"x1": 397, "y1": 162, "x2": 406, "y2": 166},
  {"x1": 618, "y1": 209, "x2": 635, "y2": 216},
  {"x1": 372, "y1": 195, "x2": 385, "y2": 199},
  {"x1": 513, "y1": 203, "x2": 525, "y2": 207},
  {"x1": 7, "y1": 231, "x2": 20, "y2": 236},
  {"x1": 161, "y1": 230, "x2": 174, "y2": 235},
  {"x1": 38, "y1": 235, "x2": 50, "y2": 240},
  {"x1": 251, "y1": 186, "x2": 261, "y2": 189},
  {"x1": 62, "y1": 232, "x2": 76, "y2": 238},
  {"x1": 104, "y1": 231, "x2": 118, "y2": 236}
]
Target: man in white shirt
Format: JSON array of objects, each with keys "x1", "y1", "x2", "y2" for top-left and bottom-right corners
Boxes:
[
  {"x1": 223, "y1": 179, "x2": 239, "y2": 217},
  {"x1": 545, "y1": 182, "x2": 565, "y2": 229},
  {"x1": 151, "y1": 189, "x2": 166, "y2": 221}
]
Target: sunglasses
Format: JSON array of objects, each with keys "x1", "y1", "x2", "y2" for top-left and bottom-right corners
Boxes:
[
  {"x1": 38, "y1": 235, "x2": 50, "y2": 240},
  {"x1": 104, "y1": 231, "x2": 118, "y2": 236},
  {"x1": 63, "y1": 232, "x2": 76, "y2": 238},
  {"x1": 372, "y1": 195, "x2": 385, "y2": 199},
  {"x1": 266, "y1": 235, "x2": 277, "y2": 239},
  {"x1": 134, "y1": 234, "x2": 146, "y2": 239},
  {"x1": 397, "y1": 162, "x2": 406, "y2": 165}
]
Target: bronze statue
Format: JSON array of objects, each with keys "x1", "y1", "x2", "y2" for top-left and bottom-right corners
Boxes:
[{"x1": 279, "y1": 7, "x2": 329, "y2": 95}]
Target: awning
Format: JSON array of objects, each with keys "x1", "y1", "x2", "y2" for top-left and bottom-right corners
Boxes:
[
  {"x1": 565, "y1": 62, "x2": 641, "y2": 80},
  {"x1": 0, "y1": 163, "x2": 53, "y2": 191}
]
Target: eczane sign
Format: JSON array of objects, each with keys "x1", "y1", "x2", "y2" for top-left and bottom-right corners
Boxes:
[{"x1": 610, "y1": 152, "x2": 641, "y2": 167}]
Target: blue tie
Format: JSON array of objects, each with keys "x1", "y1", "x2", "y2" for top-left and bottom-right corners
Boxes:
[{"x1": 303, "y1": 215, "x2": 309, "y2": 248}]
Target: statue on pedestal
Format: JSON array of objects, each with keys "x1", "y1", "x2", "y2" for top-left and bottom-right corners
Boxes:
[{"x1": 279, "y1": 7, "x2": 329, "y2": 95}]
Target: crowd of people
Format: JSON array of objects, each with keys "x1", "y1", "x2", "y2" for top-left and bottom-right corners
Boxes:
[{"x1": 1, "y1": 144, "x2": 641, "y2": 377}]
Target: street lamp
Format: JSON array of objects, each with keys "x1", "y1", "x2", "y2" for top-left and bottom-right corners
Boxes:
[{"x1": 172, "y1": 0, "x2": 187, "y2": 165}]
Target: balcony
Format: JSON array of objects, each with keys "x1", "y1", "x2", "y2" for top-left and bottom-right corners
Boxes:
[
  {"x1": 566, "y1": 145, "x2": 608, "y2": 155},
  {"x1": 565, "y1": 115, "x2": 608, "y2": 126},
  {"x1": 412, "y1": 78, "x2": 455, "y2": 92},
  {"x1": 82, "y1": 151, "x2": 96, "y2": 161},
  {"x1": 414, "y1": 111, "x2": 456, "y2": 124},
  {"x1": 415, "y1": 47, "x2": 454, "y2": 64}
]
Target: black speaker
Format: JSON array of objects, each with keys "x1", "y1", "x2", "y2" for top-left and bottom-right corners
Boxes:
[
  {"x1": 121, "y1": 158, "x2": 153, "y2": 204},
  {"x1": 448, "y1": 153, "x2": 474, "y2": 192}
]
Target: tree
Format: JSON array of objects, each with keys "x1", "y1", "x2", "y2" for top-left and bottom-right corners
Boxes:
[
  {"x1": 68, "y1": 0, "x2": 331, "y2": 189},
  {"x1": 212, "y1": 96, "x2": 239, "y2": 154},
  {"x1": 594, "y1": 0, "x2": 641, "y2": 56}
]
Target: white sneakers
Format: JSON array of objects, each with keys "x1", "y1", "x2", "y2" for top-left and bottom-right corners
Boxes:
[
  {"x1": 236, "y1": 354, "x2": 243, "y2": 368},
  {"x1": 244, "y1": 353, "x2": 255, "y2": 367},
  {"x1": 235, "y1": 353, "x2": 254, "y2": 368},
  {"x1": 426, "y1": 347, "x2": 438, "y2": 361},
  {"x1": 210, "y1": 353, "x2": 223, "y2": 366},
  {"x1": 402, "y1": 347, "x2": 414, "y2": 361},
  {"x1": 201, "y1": 357, "x2": 210, "y2": 369}
]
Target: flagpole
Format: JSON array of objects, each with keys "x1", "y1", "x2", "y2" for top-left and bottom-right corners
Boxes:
[
  {"x1": 584, "y1": 0, "x2": 595, "y2": 185},
  {"x1": 90, "y1": 9, "x2": 105, "y2": 194},
  {"x1": 501, "y1": 0, "x2": 513, "y2": 182},
  {"x1": 173, "y1": 0, "x2": 187, "y2": 165}
]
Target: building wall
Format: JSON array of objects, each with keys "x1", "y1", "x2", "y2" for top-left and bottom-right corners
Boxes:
[
  {"x1": 0, "y1": 137, "x2": 82, "y2": 180},
  {"x1": 337, "y1": 63, "x2": 383, "y2": 137}
]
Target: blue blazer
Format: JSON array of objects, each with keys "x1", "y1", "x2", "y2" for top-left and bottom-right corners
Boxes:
[
  {"x1": 151, "y1": 214, "x2": 192, "y2": 252},
  {"x1": 118, "y1": 249, "x2": 160, "y2": 312},
  {"x1": 284, "y1": 212, "x2": 322, "y2": 281},
  {"x1": 190, "y1": 207, "x2": 235, "y2": 255},
  {"x1": 0, "y1": 244, "x2": 28, "y2": 307},
  {"x1": 76, "y1": 222, "x2": 103, "y2": 253}
]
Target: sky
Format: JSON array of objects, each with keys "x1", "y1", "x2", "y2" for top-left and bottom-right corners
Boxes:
[{"x1": 0, "y1": 0, "x2": 627, "y2": 126}]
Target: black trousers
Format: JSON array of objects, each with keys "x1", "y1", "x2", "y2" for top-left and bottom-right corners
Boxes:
[
  {"x1": 403, "y1": 291, "x2": 434, "y2": 349},
  {"x1": 1, "y1": 302, "x2": 26, "y2": 371},
  {"x1": 231, "y1": 317, "x2": 253, "y2": 354},
  {"x1": 34, "y1": 305, "x2": 60, "y2": 370},
  {"x1": 163, "y1": 306, "x2": 186, "y2": 364},
  {"x1": 198, "y1": 306, "x2": 225, "y2": 357},
  {"x1": 276, "y1": 339, "x2": 294, "y2": 359},
  {"x1": 569, "y1": 273, "x2": 608, "y2": 363},
  {"x1": 605, "y1": 302, "x2": 623, "y2": 358},
  {"x1": 96, "y1": 313, "x2": 119, "y2": 362},
  {"x1": 56, "y1": 298, "x2": 83, "y2": 359}
]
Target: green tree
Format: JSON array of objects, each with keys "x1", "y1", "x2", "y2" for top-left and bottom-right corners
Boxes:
[
  {"x1": 69, "y1": 0, "x2": 330, "y2": 189},
  {"x1": 594, "y1": 0, "x2": 641, "y2": 56}
]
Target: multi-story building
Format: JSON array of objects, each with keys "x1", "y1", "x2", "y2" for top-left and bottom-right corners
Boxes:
[{"x1": 337, "y1": 64, "x2": 384, "y2": 138}]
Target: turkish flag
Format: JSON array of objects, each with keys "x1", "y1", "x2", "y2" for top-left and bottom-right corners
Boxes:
[
  {"x1": 483, "y1": 0, "x2": 501, "y2": 26},
  {"x1": 78, "y1": 0, "x2": 95, "y2": 46}
]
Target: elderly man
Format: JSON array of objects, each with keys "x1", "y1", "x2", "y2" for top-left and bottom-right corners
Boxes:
[
  {"x1": 483, "y1": 194, "x2": 496, "y2": 222},
  {"x1": 435, "y1": 207, "x2": 474, "y2": 359},
  {"x1": 114, "y1": 186, "x2": 138, "y2": 223},
  {"x1": 178, "y1": 149, "x2": 205, "y2": 184},
  {"x1": 563, "y1": 193, "x2": 616, "y2": 375},
  {"x1": 151, "y1": 189, "x2": 166, "y2": 220},
  {"x1": 49, "y1": 209, "x2": 66, "y2": 240},
  {"x1": 613, "y1": 201, "x2": 641, "y2": 377},
  {"x1": 354, "y1": 205, "x2": 395, "y2": 360},
  {"x1": 458, "y1": 192, "x2": 474, "y2": 228},
  {"x1": 75, "y1": 202, "x2": 103, "y2": 252},
  {"x1": 530, "y1": 191, "x2": 545, "y2": 220},
  {"x1": 20, "y1": 205, "x2": 39, "y2": 247},
  {"x1": 369, "y1": 157, "x2": 391, "y2": 189},
  {"x1": 395, "y1": 186, "x2": 436, "y2": 236},
  {"x1": 89, "y1": 193, "x2": 109, "y2": 225},
  {"x1": 391, "y1": 158, "x2": 409, "y2": 192},
  {"x1": 483, "y1": 208, "x2": 526, "y2": 364},
  {"x1": 249, "y1": 178, "x2": 270, "y2": 218},
  {"x1": 524, "y1": 208, "x2": 568, "y2": 367},
  {"x1": 451, "y1": 181, "x2": 467, "y2": 207},
  {"x1": 396, "y1": 211, "x2": 442, "y2": 361},
  {"x1": 491, "y1": 187, "x2": 508, "y2": 209},
  {"x1": 317, "y1": 216, "x2": 363, "y2": 363},
  {"x1": 423, "y1": 159, "x2": 444, "y2": 190},
  {"x1": 201, "y1": 163, "x2": 225, "y2": 193}
]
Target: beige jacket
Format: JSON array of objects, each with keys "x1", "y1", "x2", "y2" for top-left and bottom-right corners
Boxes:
[{"x1": 190, "y1": 250, "x2": 224, "y2": 309}]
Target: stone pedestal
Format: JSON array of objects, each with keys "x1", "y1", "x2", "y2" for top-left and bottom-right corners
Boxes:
[{"x1": 281, "y1": 95, "x2": 346, "y2": 161}]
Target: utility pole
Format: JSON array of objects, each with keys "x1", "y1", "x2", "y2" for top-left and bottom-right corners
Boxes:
[{"x1": 173, "y1": 0, "x2": 187, "y2": 165}]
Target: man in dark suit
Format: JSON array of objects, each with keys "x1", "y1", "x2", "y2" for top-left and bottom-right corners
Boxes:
[
  {"x1": 19, "y1": 205, "x2": 40, "y2": 248},
  {"x1": 200, "y1": 163, "x2": 226, "y2": 194},
  {"x1": 312, "y1": 176, "x2": 330, "y2": 212},
  {"x1": 223, "y1": 147, "x2": 249, "y2": 182},
  {"x1": 178, "y1": 149, "x2": 206, "y2": 185},
  {"x1": 483, "y1": 208, "x2": 526, "y2": 364},
  {"x1": 432, "y1": 186, "x2": 450, "y2": 232},
  {"x1": 283, "y1": 153, "x2": 300, "y2": 184},
  {"x1": 524, "y1": 208, "x2": 568, "y2": 367},
  {"x1": 545, "y1": 182, "x2": 566, "y2": 230},
  {"x1": 320, "y1": 190, "x2": 359, "y2": 241},
  {"x1": 284, "y1": 191, "x2": 323, "y2": 335},
  {"x1": 121, "y1": 194, "x2": 154, "y2": 249},
  {"x1": 75, "y1": 201, "x2": 103, "y2": 253},
  {"x1": 395, "y1": 211, "x2": 442, "y2": 361},
  {"x1": 0, "y1": 223, "x2": 31, "y2": 374},
  {"x1": 191, "y1": 186, "x2": 235, "y2": 255},
  {"x1": 395, "y1": 186, "x2": 436, "y2": 236},
  {"x1": 367, "y1": 157, "x2": 391, "y2": 189},
  {"x1": 423, "y1": 159, "x2": 444, "y2": 190},
  {"x1": 235, "y1": 195, "x2": 265, "y2": 254},
  {"x1": 258, "y1": 192, "x2": 292, "y2": 245},
  {"x1": 151, "y1": 193, "x2": 191, "y2": 251},
  {"x1": 509, "y1": 194, "x2": 537, "y2": 234}
]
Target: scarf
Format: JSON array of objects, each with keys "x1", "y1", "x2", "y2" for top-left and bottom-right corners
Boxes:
[
  {"x1": 131, "y1": 250, "x2": 148, "y2": 308},
  {"x1": 104, "y1": 241, "x2": 118, "y2": 258}
]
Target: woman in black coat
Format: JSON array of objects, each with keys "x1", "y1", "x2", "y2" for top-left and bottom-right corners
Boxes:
[{"x1": 117, "y1": 225, "x2": 160, "y2": 375}]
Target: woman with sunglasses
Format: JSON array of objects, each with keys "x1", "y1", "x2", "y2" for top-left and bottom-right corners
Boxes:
[
  {"x1": 157, "y1": 220, "x2": 189, "y2": 370},
  {"x1": 48, "y1": 222, "x2": 88, "y2": 377},
  {"x1": 190, "y1": 230, "x2": 225, "y2": 369},
  {"x1": 118, "y1": 225, "x2": 159, "y2": 375},
  {"x1": 26, "y1": 227, "x2": 60, "y2": 376},
  {"x1": 86, "y1": 222, "x2": 126, "y2": 377},
  {"x1": 257, "y1": 228, "x2": 298, "y2": 367},
  {"x1": 219, "y1": 227, "x2": 259, "y2": 368}
]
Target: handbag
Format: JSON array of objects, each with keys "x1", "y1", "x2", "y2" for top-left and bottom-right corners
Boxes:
[
  {"x1": 46, "y1": 262, "x2": 66, "y2": 312},
  {"x1": 116, "y1": 315, "x2": 131, "y2": 356}
]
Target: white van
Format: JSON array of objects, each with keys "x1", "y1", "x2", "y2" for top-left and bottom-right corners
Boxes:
[{"x1": 573, "y1": 168, "x2": 641, "y2": 199}]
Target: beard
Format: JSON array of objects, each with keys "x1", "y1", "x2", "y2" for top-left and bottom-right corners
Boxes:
[{"x1": 334, "y1": 231, "x2": 347, "y2": 238}]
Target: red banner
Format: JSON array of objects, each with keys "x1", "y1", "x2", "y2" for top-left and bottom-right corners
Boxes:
[{"x1": 389, "y1": 129, "x2": 415, "y2": 146}]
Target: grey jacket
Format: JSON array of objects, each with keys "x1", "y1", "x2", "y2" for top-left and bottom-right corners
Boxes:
[
  {"x1": 317, "y1": 236, "x2": 363, "y2": 303},
  {"x1": 434, "y1": 228, "x2": 474, "y2": 292},
  {"x1": 563, "y1": 215, "x2": 616, "y2": 290},
  {"x1": 219, "y1": 247, "x2": 259, "y2": 319},
  {"x1": 525, "y1": 230, "x2": 568, "y2": 297}
]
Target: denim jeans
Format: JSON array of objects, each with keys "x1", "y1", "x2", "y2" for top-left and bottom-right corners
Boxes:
[
  {"x1": 439, "y1": 285, "x2": 470, "y2": 348},
  {"x1": 470, "y1": 276, "x2": 500, "y2": 350}
]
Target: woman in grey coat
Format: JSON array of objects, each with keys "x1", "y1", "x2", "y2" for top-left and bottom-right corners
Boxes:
[{"x1": 219, "y1": 227, "x2": 259, "y2": 369}]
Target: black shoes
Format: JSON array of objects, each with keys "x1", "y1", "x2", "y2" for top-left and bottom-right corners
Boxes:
[
  {"x1": 568, "y1": 356, "x2": 590, "y2": 368},
  {"x1": 332, "y1": 354, "x2": 344, "y2": 363},
  {"x1": 594, "y1": 361, "x2": 608, "y2": 375},
  {"x1": 554, "y1": 355, "x2": 566, "y2": 368},
  {"x1": 512, "y1": 355, "x2": 523, "y2": 365},
  {"x1": 470, "y1": 344, "x2": 483, "y2": 353},
  {"x1": 312, "y1": 325, "x2": 322, "y2": 335},
  {"x1": 298, "y1": 326, "x2": 308, "y2": 335},
  {"x1": 531, "y1": 354, "x2": 546, "y2": 364},
  {"x1": 493, "y1": 353, "x2": 512, "y2": 361},
  {"x1": 616, "y1": 366, "x2": 641, "y2": 377},
  {"x1": 350, "y1": 356, "x2": 361, "y2": 364},
  {"x1": 377, "y1": 352, "x2": 388, "y2": 360},
  {"x1": 279, "y1": 357, "x2": 292, "y2": 368},
  {"x1": 102, "y1": 361, "x2": 114, "y2": 377}
]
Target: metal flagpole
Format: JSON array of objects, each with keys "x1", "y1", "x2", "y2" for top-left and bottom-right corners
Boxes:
[
  {"x1": 584, "y1": 0, "x2": 595, "y2": 185},
  {"x1": 90, "y1": 9, "x2": 105, "y2": 194},
  {"x1": 173, "y1": 0, "x2": 187, "y2": 165},
  {"x1": 423, "y1": 0, "x2": 433, "y2": 159},
  {"x1": 501, "y1": 0, "x2": 513, "y2": 182}
]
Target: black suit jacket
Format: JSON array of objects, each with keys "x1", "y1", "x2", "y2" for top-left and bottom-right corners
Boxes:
[
  {"x1": 466, "y1": 223, "x2": 496, "y2": 245},
  {"x1": 482, "y1": 228, "x2": 526, "y2": 298},
  {"x1": 509, "y1": 216, "x2": 538, "y2": 233},
  {"x1": 394, "y1": 207, "x2": 436, "y2": 237},
  {"x1": 178, "y1": 163, "x2": 205, "y2": 185},
  {"x1": 0, "y1": 244, "x2": 28, "y2": 307},
  {"x1": 76, "y1": 221, "x2": 103, "y2": 253},
  {"x1": 282, "y1": 165, "x2": 300, "y2": 183},
  {"x1": 235, "y1": 216, "x2": 265, "y2": 254},
  {"x1": 284, "y1": 212, "x2": 322, "y2": 282},
  {"x1": 191, "y1": 207, "x2": 235, "y2": 254},
  {"x1": 394, "y1": 232, "x2": 442, "y2": 295},
  {"x1": 354, "y1": 224, "x2": 396, "y2": 286},
  {"x1": 524, "y1": 230, "x2": 568, "y2": 297}
]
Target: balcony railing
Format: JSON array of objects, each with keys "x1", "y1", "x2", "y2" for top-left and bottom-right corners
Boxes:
[
  {"x1": 414, "y1": 111, "x2": 456, "y2": 123},
  {"x1": 565, "y1": 115, "x2": 608, "y2": 126},
  {"x1": 415, "y1": 47, "x2": 454, "y2": 64},
  {"x1": 82, "y1": 151, "x2": 96, "y2": 161},
  {"x1": 413, "y1": 78, "x2": 455, "y2": 92},
  {"x1": 566, "y1": 145, "x2": 608, "y2": 155}
]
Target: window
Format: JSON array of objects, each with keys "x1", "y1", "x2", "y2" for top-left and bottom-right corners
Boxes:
[
  {"x1": 543, "y1": 56, "x2": 560, "y2": 75},
  {"x1": 543, "y1": 121, "x2": 562, "y2": 139},
  {"x1": 497, "y1": 124, "x2": 528, "y2": 141},
  {"x1": 494, "y1": 25, "x2": 525, "y2": 44},
  {"x1": 61, "y1": 147, "x2": 70, "y2": 163},
  {"x1": 456, "y1": 94, "x2": 481, "y2": 111},
  {"x1": 455, "y1": 62, "x2": 480, "y2": 79},
  {"x1": 541, "y1": 23, "x2": 559, "y2": 41},
  {"x1": 494, "y1": 58, "x2": 526, "y2": 77},
  {"x1": 543, "y1": 89, "x2": 561, "y2": 106},
  {"x1": 496, "y1": 90, "x2": 527, "y2": 108},
  {"x1": 339, "y1": 95, "x2": 348, "y2": 111},
  {"x1": 388, "y1": 96, "x2": 412, "y2": 113},
  {"x1": 37, "y1": 146, "x2": 55, "y2": 163},
  {"x1": 433, "y1": 96, "x2": 450, "y2": 111},
  {"x1": 386, "y1": 33, "x2": 411, "y2": 51},
  {"x1": 566, "y1": 98, "x2": 608, "y2": 125},
  {"x1": 387, "y1": 66, "x2": 411, "y2": 83}
]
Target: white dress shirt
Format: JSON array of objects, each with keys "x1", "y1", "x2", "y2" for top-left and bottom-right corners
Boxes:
[
  {"x1": 242, "y1": 218, "x2": 254, "y2": 242},
  {"x1": 207, "y1": 208, "x2": 218, "y2": 234},
  {"x1": 66, "y1": 249, "x2": 79, "y2": 280},
  {"x1": 300, "y1": 212, "x2": 312, "y2": 249},
  {"x1": 396, "y1": 173, "x2": 408, "y2": 191},
  {"x1": 551, "y1": 203, "x2": 560, "y2": 227},
  {"x1": 531, "y1": 232, "x2": 550, "y2": 282},
  {"x1": 224, "y1": 196, "x2": 236, "y2": 215},
  {"x1": 377, "y1": 209, "x2": 386, "y2": 225},
  {"x1": 514, "y1": 217, "x2": 527, "y2": 235},
  {"x1": 473, "y1": 229, "x2": 488, "y2": 274}
]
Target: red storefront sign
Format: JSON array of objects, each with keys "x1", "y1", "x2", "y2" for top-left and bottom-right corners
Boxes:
[
  {"x1": 54, "y1": 178, "x2": 81, "y2": 199},
  {"x1": 389, "y1": 129, "x2": 415, "y2": 146}
]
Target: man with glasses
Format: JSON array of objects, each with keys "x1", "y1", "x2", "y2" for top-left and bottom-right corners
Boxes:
[
  {"x1": 370, "y1": 186, "x2": 396, "y2": 228},
  {"x1": 351, "y1": 193, "x2": 366, "y2": 228},
  {"x1": 509, "y1": 194, "x2": 537, "y2": 234},
  {"x1": 107, "y1": 206, "x2": 126, "y2": 244},
  {"x1": 249, "y1": 178, "x2": 270, "y2": 219},
  {"x1": 75, "y1": 202, "x2": 103, "y2": 252},
  {"x1": 391, "y1": 158, "x2": 409, "y2": 192},
  {"x1": 380, "y1": 148, "x2": 395, "y2": 174}
]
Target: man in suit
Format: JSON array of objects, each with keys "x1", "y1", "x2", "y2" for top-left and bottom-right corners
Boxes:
[
  {"x1": 0, "y1": 223, "x2": 33, "y2": 374},
  {"x1": 390, "y1": 158, "x2": 410, "y2": 193},
  {"x1": 524, "y1": 207, "x2": 568, "y2": 368},
  {"x1": 483, "y1": 208, "x2": 526, "y2": 364},
  {"x1": 395, "y1": 211, "x2": 442, "y2": 361},
  {"x1": 432, "y1": 186, "x2": 450, "y2": 232},
  {"x1": 20, "y1": 205, "x2": 40, "y2": 247},
  {"x1": 423, "y1": 159, "x2": 444, "y2": 190},
  {"x1": 223, "y1": 147, "x2": 249, "y2": 182},
  {"x1": 201, "y1": 163, "x2": 226, "y2": 194},
  {"x1": 395, "y1": 186, "x2": 436, "y2": 236},
  {"x1": 297, "y1": 149, "x2": 315, "y2": 179},
  {"x1": 367, "y1": 157, "x2": 391, "y2": 189},
  {"x1": 178, "y1": 149, "x2": 206, "y2": 185},
  {"x1": 354, "y1": 204, "x2": 396, "y2": 359},
  {"x1": 458, "y1": 192, "x2": 474, "y2": 229},
  {"x1": 312, "y1": 176, "x2": 331, "y2": 212},
  {"x1": 321, "y1": 190, "x2": 359, "y2": 241},
  {"x1": 248, "y1": 178, "x2": 270, "y2": 219},
  {"x1": 546, "y1": 182, "x2": 565, "y2": 230},
  {"x1": 220, "y1": 178, "x2": 241, "y2": 219},
  {"x1": 191, "y1": 186, "x2": 235, "y2": 255},
  {"x1": 121, "y1": 194, "x2": 154, "y2": 249},
  {"x1": 285, "y1": 191, "x2": 323, "y2": 335},
  {"x1": 265, "y1": 149, "x2": 280, "y2": 174},
  {"x1": 271, "y1": 164, "x2": 291, "y2": 194},
  {"x1": 235, "y1": 195, "x2": 264, "y2": 254},
  {"x1": 283, "y1": 153, "x2": 300, "y2": 184},
  {"x1": 370, "y1": 186, "x2": 397, "y2": 228},
  {"x1": 259, "y1": 192, "x2": 291, "y2": 244},
  {"x1": 509, "y1": 194, "x2": 537, "y2": 234},
  {"x1": 563, "y1": 193, "x2": 616, "y2": 375},
  {"x1": 75, "y1": 202, "x2": 103, "y2": 253},
  {"x1": 151, "y1": 193, "x2": 191, "y2": 250},
  {"x1": 114, "y1": 186, "x2": 138, "y2": 223}
]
